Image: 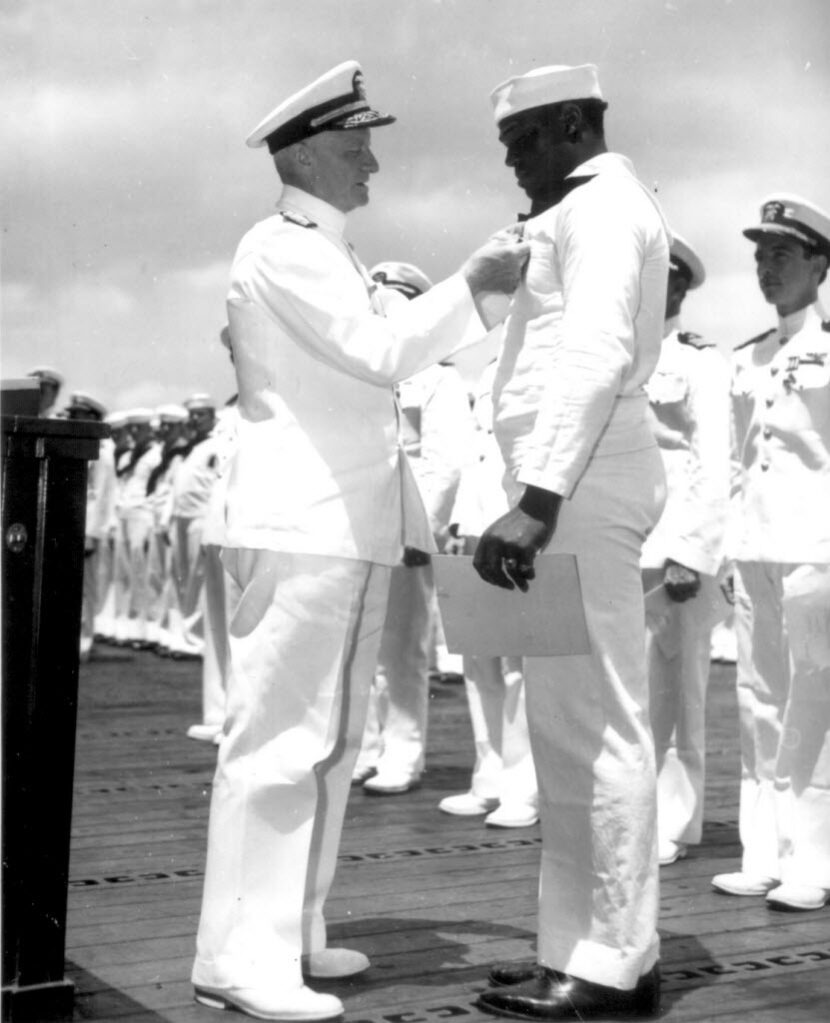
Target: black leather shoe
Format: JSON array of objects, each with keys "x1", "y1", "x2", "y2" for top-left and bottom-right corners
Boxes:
[
  {"x1": 476, "y1": 964, "x2": 660, "y2": 1020},
  {"x1": 489, "y1": 961, "x2": 548, "y2": 987}
]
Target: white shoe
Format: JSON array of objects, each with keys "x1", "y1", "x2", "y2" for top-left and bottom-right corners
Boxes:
[
  {"x1": 302, "y1": 947, "x2": 370, "y2": 978},
  {"x1": 194, "y1": 983, "x2": 343, "y2": 1020},
  {"x1": 711, "y1": 871, "x2": 779, "y2": 896},
  {"x1": 658, "y1": 840, "x2": 688, "y2": 866},
  {"x1": 363, "y1": 770, "x2": 421, "y2": 795},
  {"x1": 766, "y1": 883, "x2": 830, "y2": 911},
  {"x1": 438, "y1": 792, "x2": 499, "y2": 816},
  {"x1": 485, "y1": 804, "x2": 539, "y2": 828},
  {"x1": 187, "y1": 723, "x2": 222, "y2": 742}
]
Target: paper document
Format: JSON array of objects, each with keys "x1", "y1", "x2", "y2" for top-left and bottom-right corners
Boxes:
[{"x1": 432, "y1": 554, "x2": 590, "y2": 657}]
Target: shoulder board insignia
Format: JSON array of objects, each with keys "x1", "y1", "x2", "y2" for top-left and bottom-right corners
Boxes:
[
  {"x1": 279, "y1": 210, "x2": 317, "y2": 229},
  {"x1": 734, "y1": 327, "x2": 776, "y2": 352},
  {"x1": 677, "y1": 331, "x2": 713, "y2": 349}
]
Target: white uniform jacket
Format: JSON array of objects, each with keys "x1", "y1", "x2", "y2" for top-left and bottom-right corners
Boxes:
[
  {"x1": 172, "y1": 432, "x2": 225, "y2": 521},
  {"x1": 223, "y1": 186, "x2": 486, "y2": 565},
  {"x1": 493, "y1": 153, "x2": 671, "y2": 494},
  {"x1": 729, "y1": 303, "x2": 830, "y2": 563},
  {"x1": 397, "y1": 363, "x2": 476, "y2": 538},
  {"x1": 119, "y1": 443, "x2": 161, "y2": 516},
  {"x1": 642, "y1": 319, "x2": 730, "y2": 575}
]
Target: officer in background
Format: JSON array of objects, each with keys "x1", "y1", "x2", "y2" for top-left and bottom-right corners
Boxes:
[
  {"x1": 473, "y1": 64, "x2": 669, "y2": 1019},
  {"x1": 353, "y1": 261, "x2": 476, "y2": 794},
  {"x1": 27, "y1": 366, "x2": 64, "y2": 417},
  {"x1": 65, "y1": 391, "x2": 111, "y2": 661},
  {"x1": 642, "y1": 233, "x2": 730, "y2": 866},
  {"x1": 440, "y1": 359, "x2": 539, "y2": 828},
  {"x1": 190, "y1": 59, "x2": 526, "y2": 1022},
  {"x1": 712, "y1": 195, "x2": 830, "y2": 912}
]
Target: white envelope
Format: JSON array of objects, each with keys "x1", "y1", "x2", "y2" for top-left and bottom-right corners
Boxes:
[{"x1": 432, "y1": 554, "x2": 590, "y2": 657}]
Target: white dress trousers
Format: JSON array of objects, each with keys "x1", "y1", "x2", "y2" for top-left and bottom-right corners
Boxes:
[
  {"x1": 199, "y1": 543, "x2": 238, "y2": 728},
  {"x1": 734, "y1": 561, "x2": 830, "y2": 887},
  {"x1": 371, "y1": 561, "x2": 435, "y2": 776},
  {"x1": 523, "y1": 439, "x2": 665, "y2": 990},
  {"x1": 646, "y1": 574, "x2": 725, "y2": 846},
  {"x1": 192, "y1": 550, "x2": 390, "y2": 991},
  {"x1": 168, "y1": 515, "x2": 206, "y2": 653},
  {"x1": 460, "y1": 655, "x2": 536, "y2": 807}
]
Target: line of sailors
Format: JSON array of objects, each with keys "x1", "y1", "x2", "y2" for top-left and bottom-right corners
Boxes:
[
  {"x1": 50, "y1": 385, "x2": 239, "y2": 750},
  {"x1": 38, "y1": 189, "x2": 830, "y2": 914}
]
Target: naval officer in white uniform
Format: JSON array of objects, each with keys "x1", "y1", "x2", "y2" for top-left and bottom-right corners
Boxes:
[
  {"x1": 191, "y1": 60, "x2": 528, "y2": 1022},
  {"x1": 472, "y1": 64, "x2": 669, "y2": 1020},
  {"x1": 642, "y1": 234, "x2": 730, "y2": 867},
  {"x1": 712, "y1": 195, "x2": 830, "y2": 912}
]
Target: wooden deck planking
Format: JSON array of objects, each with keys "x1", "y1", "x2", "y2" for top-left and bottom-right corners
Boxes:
[{"x1": 58, "y1": 651, "x2": 830, "y2": 1021}]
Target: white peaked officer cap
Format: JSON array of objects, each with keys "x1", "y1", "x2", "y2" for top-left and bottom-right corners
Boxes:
[
  {"x1": 125, "y1": 408, "x2": 154, "y2": 425},
  {"x1": 68, "y1": 391, "x2": 107, "y2": 418},
  {"x1": 669, "y1": 233, "x2": 706, "y2": 289},
  {"x1": 743, "y1": 194, "x2": 830, "y2": 257},
  {"x1": 27, "y1": 365, "x2": 64, "y2": 387},
  {"x1": 156, "y1": 403, "x2": 188, "y2": 422},
  {"x1": 491, "y1": 63, "x2": 603, "y2": 126},
  {"x1": 184, "y1": 393, "x2": 215, "y2": 412},
  {"x1": 105, "y1": 410, "x2": 129, "y2": 428},
  {"x1": 246, "y1": 60, "x2": 396, "y2": 153},
  {"x1": 369, "y1": 261, "x2": 434, "y2": 299}
]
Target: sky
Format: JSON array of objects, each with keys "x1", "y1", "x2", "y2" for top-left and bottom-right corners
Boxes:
[{"x1": 2, "y1": 0, "x2": 829, "y2": 412}]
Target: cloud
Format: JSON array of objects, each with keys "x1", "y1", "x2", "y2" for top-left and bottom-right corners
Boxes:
[{"x1": 2, "y1": 0, "x2": 829, "y2": 405}]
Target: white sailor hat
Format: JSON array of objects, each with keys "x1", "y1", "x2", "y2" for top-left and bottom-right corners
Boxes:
[
  {"x1": 125, "y1": 407, "x2": 154, "y2": 425},
  {"x1": 369, "y1": 261, "x2": 433, "y2": 298},
  {"x1": 27, "y1": 365, "x2": 64, "y2": 387},
  {"x1": 246, "y1": 60, "x2": 395, "y2": 153},
  {"x1": 491, "y1": 64, "x2": 603, "y2": 126},
  {"x1": 743, "y1": 194, "x2": 830, "y2": 257},
  {"x1": 68, "y1": 391, "x2": 107, "y2": 418},
  {"x1": 105, "y1": 410, "x2": 129, "y2": 428},
  {"x1": 669, "y1": 233, "x2": 705, "y2": 289},
  {"x1": 184, "y1": 393, "x2": 215, "y2": 412},
  {"x1": 156, "y1": 403, "x2": 188, "y2": 423}
]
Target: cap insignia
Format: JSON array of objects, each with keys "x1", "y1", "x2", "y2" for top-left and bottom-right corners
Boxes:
[{"x1": 762, "y1": 201, "x2": 785, "y2": 223}]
